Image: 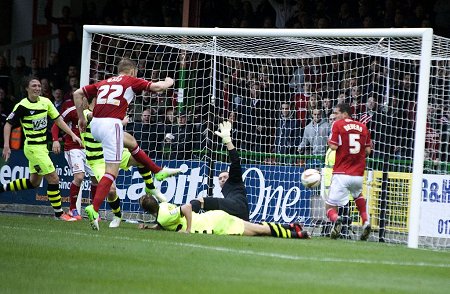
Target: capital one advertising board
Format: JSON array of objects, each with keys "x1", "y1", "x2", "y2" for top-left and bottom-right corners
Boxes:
[{"x1": 0, "y1": 151, "x2": 312, "y2": 223}]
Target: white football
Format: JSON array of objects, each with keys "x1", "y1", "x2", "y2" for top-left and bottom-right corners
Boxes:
[{"x1": 301, "y1": 169, "x2": 321, "y2": 188}]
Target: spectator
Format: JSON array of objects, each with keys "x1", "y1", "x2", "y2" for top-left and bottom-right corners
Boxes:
[
  {"x1": 63, "y1": 65, "x2": 79, "y2": 93},
  {"x1": 434, "y1": 0, "x2": 450, "y2": 37},
  {"x1": 305, "y1": 93, "x2": 321, "y2": 124},
  {"x1": 337, "y1": 1, "x2": 358, "y2": 28},
  {"x1": 42, "y1": 52, "x2": 65, "y2": 89},
  {"x1": 227, "y1": 110, "x2": 243, "y2": 149},
  {"x1": 322, "y1": 96, "x2": 333, "y2": 119},
  {"x1": 29, "y1": 58, "x2": 43, "y2": 79},
  {"x1": 0, "y1": 87, "x2": 14, "y2": 115},
  {"x1": 273, "y1": 102, "x2": 300, "y2": 164},
  {"x1": 40, "y1": 78, "x2": 54, "y2": 100},
  {"x1": 82, "y1": 1, "x2": 99, "y2": 25},
  {"x1": 293, "y1": 80, "x2": 313, "y2": 128},
  {"x1": 289, "y1": 58, "x2": 308, "y2": 93},
  {"x1": 0, "y1": 103, "x2": 6, "y2": 146},
  {"x1": 52, "y1": 88, "x2": 64, "y2": 112},
  {"x1": 425, "y1": 103, "x2": 441, "y2": 162},
  {"x1": 0, "y1": 56, "x2": 12, "y2": 93},
  {"x1": 298, "y1": 108, "x2": 330, "y2": 168},
  {"x1": 238, "y1": 82, "x2": 272, "y2": 153},
  {"x1": 350, "y1": 85, "x2": 366, "y2": 120},
  {"x1": 58, "y1": 30, "x2": 82, "y2": 72},
  {"x1": 126, "y1": 108, "x2": 162, "y2": 159},
  {"x1": 162, "y1": 110, "x2": 197, "y2": 160},
  {"x1": 10, "y1": 56, "x2": 31, "y2": 99},
  {"x1": 45, "y1": 5, "x2": 79, "y2": 46},
  {"x1": 267, "y1": 0, "x2": 297, "y2": 28},
  {"x1": 440, "y1": 106, "x2": 450, "y2": 162},
  {"x1": 63, "y1": 76, "x2": 80, "y2": 102}
]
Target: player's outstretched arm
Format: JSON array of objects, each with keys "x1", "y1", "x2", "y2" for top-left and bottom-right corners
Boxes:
[
  {"x1": 148, "y1": 77, "x2": 174, "y2": 92},
  {"x1": 54, "y1": 116, "x2": 82, "y2": 146}
]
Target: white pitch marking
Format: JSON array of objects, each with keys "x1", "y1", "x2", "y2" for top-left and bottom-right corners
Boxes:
[{"x1": 1, "y1": 224, "x2": 449, "y2": 269}]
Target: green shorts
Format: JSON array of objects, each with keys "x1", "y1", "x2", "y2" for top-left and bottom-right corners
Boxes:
[
  {"x1": 24, "y1": 144, "x2": 55, "y2": 175},
  {"x1": 192, "y1": 211, "x2": 245, "y2": 235},
  {"x1": 89, "y1": 149, "x2": 132, "y2": 182}
]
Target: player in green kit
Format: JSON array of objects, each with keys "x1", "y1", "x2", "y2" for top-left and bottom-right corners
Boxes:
[
  {"x1": 81, "y1": 99, "x2": 166, "y2": 228},
  {"x1": 1, "y1": 78, "x2": 83, "y2": 221},
  {"x1": 139, "y1": 195, "x2": 310, "y2": 239}
]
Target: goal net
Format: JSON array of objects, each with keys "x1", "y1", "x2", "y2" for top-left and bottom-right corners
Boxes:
[{"x1": 81, "y1": 26, "x2": 449, "y2": 249}]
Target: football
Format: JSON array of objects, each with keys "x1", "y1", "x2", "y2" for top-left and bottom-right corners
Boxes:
[{"x1": 301, "y1": 169, "x2": 321, "y2": 188}]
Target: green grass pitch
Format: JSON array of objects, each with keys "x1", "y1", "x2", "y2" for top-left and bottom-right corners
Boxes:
[{"x1": 0, "y1": 214, "x2": 449, "y2": 294}]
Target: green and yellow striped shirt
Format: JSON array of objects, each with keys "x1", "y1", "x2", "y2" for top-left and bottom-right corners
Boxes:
[
  {"x1": 6, "y1": 96, "x2": 60, "y2": 146},
  {"x1": 81, "y1": 109, "x2": 104, "y2": 165}
]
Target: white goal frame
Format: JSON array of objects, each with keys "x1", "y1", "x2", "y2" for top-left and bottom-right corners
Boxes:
[{"x1": 80, "y1": 26, "x2": 433, "y2": 249}]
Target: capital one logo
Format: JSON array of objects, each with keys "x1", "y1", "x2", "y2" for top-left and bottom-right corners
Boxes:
[{"x1": 116, "y1": 164, "x2": 306, "y2": 223}]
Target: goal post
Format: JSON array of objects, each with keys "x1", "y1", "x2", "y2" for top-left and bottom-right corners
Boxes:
[{"x1": 79, "y1": 25, "x2": 450, "y2": 249}]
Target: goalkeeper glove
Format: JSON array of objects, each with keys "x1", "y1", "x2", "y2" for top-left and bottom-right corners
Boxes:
[{"x1": 215, "y1": 121, "x2": 232, "y2": 144}]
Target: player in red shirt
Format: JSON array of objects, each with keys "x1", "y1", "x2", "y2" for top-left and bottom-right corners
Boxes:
[
  {"x1": 73, "y1": 58, "x2": 180, "y2": 230},
  {"x1": 51, "y1": 99, "x2": 98, "y2": 220},
  {"x1": 327, "y1": 103, "x2": 372, "y2": 241}
]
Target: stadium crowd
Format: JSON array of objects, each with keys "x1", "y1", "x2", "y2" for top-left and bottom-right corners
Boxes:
[{"x1": 0, "y1": 0, "x2": 449, "y2": 173}]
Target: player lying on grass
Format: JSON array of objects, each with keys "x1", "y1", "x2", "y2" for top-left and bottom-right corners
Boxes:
[
  {"x1": 80, "y1": 99, "x2": 168, "y2": 229},
  {"x1": 138, "y1": 194, "x2": 310, "y2": 239}
]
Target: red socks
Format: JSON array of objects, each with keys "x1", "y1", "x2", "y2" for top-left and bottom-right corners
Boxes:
[
  {"x1": 69, "y1": 182, "x2": 80, "y2": 210},
  {"x1": 93, "y1": 173, "x2": 115, "y2": 212},
  {"x1": 354, "y1": 196, "x2": 368, "y2": 223},
  {"x1": 130, "y1": 145, "x2": 162, "y2": 174},
  {"x1": 90, "y1": 183, "x2": 97, "y2": 204},
  {"x1": 326, "y1": 208, "x2": 339, "y2": 222}
]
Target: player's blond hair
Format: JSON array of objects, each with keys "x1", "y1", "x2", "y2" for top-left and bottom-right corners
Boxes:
[{"x1": 117, "y1": 58, "x2": 137, "y2": 74}]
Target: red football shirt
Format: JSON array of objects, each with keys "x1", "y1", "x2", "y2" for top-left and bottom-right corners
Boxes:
[
  {"x1": 328, "y1": 118, "x2": 371, "y2": 176},
  {"x1": 59, "y1": 100, "x2": 82, "y2": 151},
  {"x1": 82, "y1": 75, "x2": 152, "y2": 119}
]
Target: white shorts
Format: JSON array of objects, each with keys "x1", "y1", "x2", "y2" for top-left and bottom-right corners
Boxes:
[
  {"x1": 64, "y1": 149, "x2": 93, "y2": 175},
  {"x1": 90, "y1": 117, "x2": 124, "y2": 163},
  {"x1": 326, "y1": 174, "x2": 363, "y2": 207}
]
